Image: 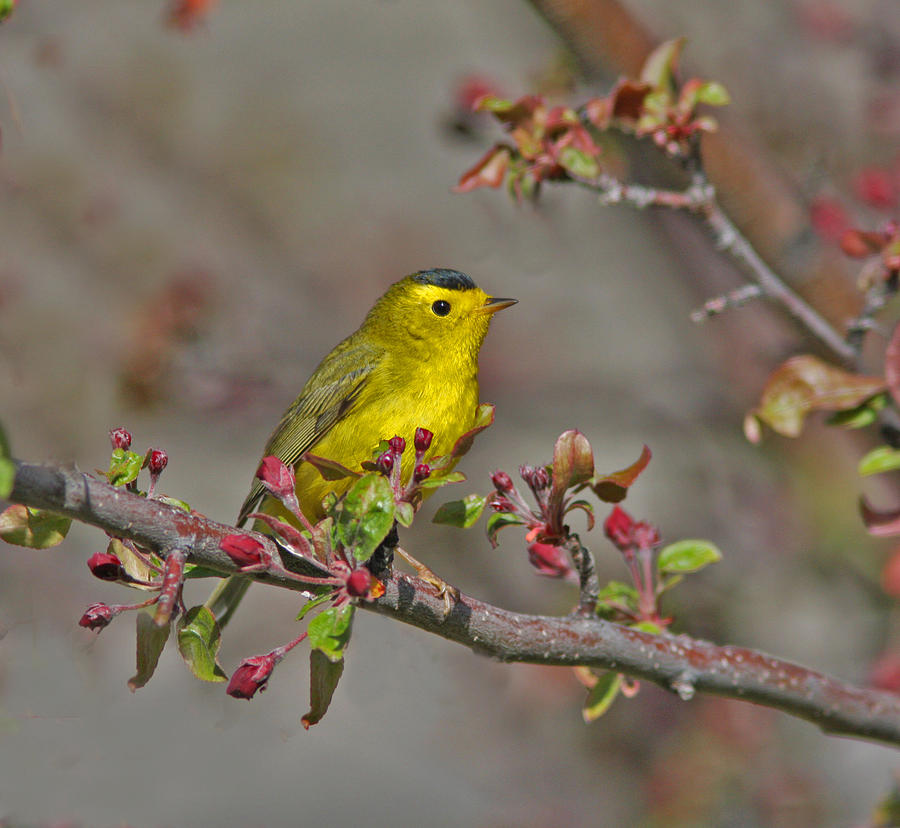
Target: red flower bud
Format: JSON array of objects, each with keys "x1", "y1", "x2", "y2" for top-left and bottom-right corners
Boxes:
[
  {"x1": 604, "y1": 505, "x2": 635, "y2": 550},
  {"x1": 490, "y1": 470, "x2": 514, "y2": 492},
  {"x1": 227, "y1": 653, "x2": 278, "y2": 700},
  {"x1": 256, "y1": 456, "x2": 295, "y2": 498},
  {"x1": 375, "y1": 451, "x2": 394, "y2": 475},
  {"x1": 388, "y1": 435, "x2": 406, "y2": 456},
  {"x1": 87, "y1": 551, "x2": 124, "y2": 581},
  {"x1": 220, "y1": 534, "x2": 265, "y2": 567},
  {"x1": 346, "y1": 568, "x2": 372, "y2": 597},
  {"x1": 414, "y1": 427, "x2": 433, "y2": 453},
  {"x1": 147, "y1": 448, "x2": 168, "y2": 475},
  {"x1": 527, "y1": 542, "x2": 572, "y2": 578},
  {"x1": 413, "y1": 463, "x2": 431, "y2": 482},
  {"x1": 78, "y1": 602, "x2": 116, "y2": 631},
  {"x1": 632, "y1": 522, "x2": 660, "y2": 551},
  {"x1": 109, "y1": 427, "x2": 132, "y2": 451}
]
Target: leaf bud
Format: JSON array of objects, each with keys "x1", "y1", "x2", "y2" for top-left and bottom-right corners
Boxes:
[{"x1": 256, "y1": 456, "x2": 296, "y2": 498}]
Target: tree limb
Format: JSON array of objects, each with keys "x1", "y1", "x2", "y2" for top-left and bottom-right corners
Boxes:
[{"x1": 7, "y1": 459, "x2": 900, "y2": 747}]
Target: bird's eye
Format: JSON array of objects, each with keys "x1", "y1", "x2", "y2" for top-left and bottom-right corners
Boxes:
[{"x1": 431, "y1": 300, "x2": 451, "y2": 317}]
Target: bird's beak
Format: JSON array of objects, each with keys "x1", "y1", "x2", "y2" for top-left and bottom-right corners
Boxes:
[{"x1": 476, "y1": 296, "x2": 518, "y2": 315}]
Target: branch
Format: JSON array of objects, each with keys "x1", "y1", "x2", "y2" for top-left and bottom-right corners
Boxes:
[{"x1": 7, "y1": 459, "x2": 900, "y2": 747}]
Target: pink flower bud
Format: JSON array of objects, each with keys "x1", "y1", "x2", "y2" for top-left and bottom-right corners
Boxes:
[
  {"x1": 414, "y1": 427, "x2": 433, "y2": 453},
  {"x1": 220, "y1": 534, "x2": 265, "y2": 567},
  {"x1": 109, "y1": 427, "x2": 132, "y2": 451},
  {"x1": 413, "y1": 463, "x2": 431, "y2": 482},
  {"x1": 375, "y1": 451, "x2": 394, "y2": 475},
  {"x1": 78, "y1": 602, "x2": 116, "y2": 631},
  {"x1": 388, "y1": 435, "x2": 406, "y2": 456},
  {"x1": 227, "y1": 653, "x2": 278, "y2": 700},
  {"x1": 87, "y1": 551, "x2": 124, "y2": 581},
  {"x1": 490, "y1": 470, "x2": 514, "y2": 492},
  {"x1": 346, "y1": 568, "x2": 371, "y2": 597},
  {"x1": 256, "y1": 456, "x2": 295, "y2": 498}
]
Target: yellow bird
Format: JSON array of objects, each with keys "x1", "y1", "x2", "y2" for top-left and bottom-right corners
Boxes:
[{"x1": 208, "y1": 268, "x2": 515, "y2": 624}]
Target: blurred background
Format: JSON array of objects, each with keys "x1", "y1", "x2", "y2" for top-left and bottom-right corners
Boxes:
[{"x1": 1, "y1": 0, "x2": 899, "y2": 825}]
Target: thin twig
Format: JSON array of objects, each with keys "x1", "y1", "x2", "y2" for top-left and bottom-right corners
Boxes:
[{"x1": 7, "y1": 459, "x2": 900, "y2": 747}]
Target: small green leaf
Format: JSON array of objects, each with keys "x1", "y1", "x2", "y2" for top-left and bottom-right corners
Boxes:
[
  {"x1": 156, "y1": 495, "x2": 191, "y2": 512},
  {"x1": 0, "y1": 505, "x2": 71, "y2": 549},
  {"x1": 128, "y1": 611, "x2": 170, "y2": 691},
  {"x1": 630, "y1": 619, "x2": 665, "y2": 634},
  {"x1": 433, "y1": 494, "x2": 487, "y2": 528},
  {"x1": 827, "y1": 392, "x2": 888, "y2": 429},
  {"x1": 639, "y1": 37, "x2": 685, "y2": 92},
  {"x1": 594, "y1": 580, "x2": 638, "y2": 618},
  {"x1": 302, "y1": 649, "x2": 344, "y2": 729},
  {"x1": 307, "y1": 604, "x2": 354, "y2": 663},
  {"x1": 558, "y1": 146, "x2": 600, "y2": 179},
  {"x1": 332, "y1": 473, "x2": 394, "y2": 562},
  {"x1": 582, "y1": 671, "x2": 622, "y2": 722},
  {"x1": 395, "y1": 501, "x2": 415, "y2": 528},
  {"x1": 657, "y1": 539, "x2": 722, "y2": 574},
  {"x1": 107, "y1": 448, "x2": 144, "y2": 487},
  {"x1": 565, "y1": 498, "x2": 595, "y2": 530},
  {"x1": 695, "y1": 80, "x2": 730, "y2": 106},
  {"x1": 182, "y1": 564, "x2": 222, "y2": 580},
  {"x1": 551, "y1": 430, "x2": 594, "y2": 496},
  {"x1": 296, "y1": 591, "x2": 333, "y2": 621},
  {"x1": 0, "y1": 457, "x2": 13, "y2": 500},
  {"x1": 176, "y1": 606, "x2": 227, "y2": 683},
  {"x1": 859, "y1": 445, "x2": 900, "y2": 476},
  {"x1": 0, "y1": 420, "x2": 10, "y2": 458},
  {"x1": 418, "y1": 470, "x2": 465, "y2": 489},
  {"x1": 486, "y1": 511, "x2": 525, "y2": 548},
  {"x1": 591, "y1": 445, "x2": 651, "y2": 503}
]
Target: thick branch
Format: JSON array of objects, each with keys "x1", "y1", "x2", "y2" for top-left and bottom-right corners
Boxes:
[{"x1": 7, "y1": 460, "x2": 900, "y2": 747}]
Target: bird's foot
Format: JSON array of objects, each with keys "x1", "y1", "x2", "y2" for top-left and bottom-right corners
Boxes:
[{"x1": 396, "y1": 547, "x2": 460, "y2": 616}]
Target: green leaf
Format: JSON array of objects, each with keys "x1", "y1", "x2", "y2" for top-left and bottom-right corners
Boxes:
[
  {"x1": 0, "y1": 457, "x2": 13, "y2": 500},
  {"x1": 630, "y1": 620, "x2": 665, "y2": 634},
  {"x1": 296, "y1": 591, "x2": 333, "y2": 621},
  {"x1": 859, "y1": 445, "x2": 900, "y2": 476},
  {"x1": 591, "y1": 445, "x2": 651, "y2": 503},
  {"x1": 302, "y1": 649, "x2": 344, "y2": 729},
  {"x1": 307, "y1": 604, "x2": 354, "y2": 663},
  {"x1": 0, "y1": 423, "x2": 11, "y2": 499},
  {"x1": 827, "y1": 392, "x2": 888, "y2": 429},
  {"x1": 156, "y1": 495, "x2": 191, "y2": 512},
  {"x1": 418, "y1": 470, "x2": 465, "y2": 489},
  {"x1": 0, "y1": 505, "x2": 71, "y2": 548},
  {"x1": 639, "y1": 37, "x2": 685, "y2": 92},
  {"x1": 486, "y1": 511, "x2": 525, "y2": 548},
  {"x1": 107, "y1": 448, "x2": 144, "y2": 487},
  {"x1": 558, "y1": 146, "x2": 600, "y2": 179},
  {"x1": 332, "y1": 473, "x2": 394, "y2": 562},
  {"x1": 176, "y1": 606, "x2": 227, "y2": 683},
  {"x1": 582, "y1": 671, "x2": 622, "y2": 722},
  {"x1": 395, "y1": 501, "x2": 415, "y2": 528},
  {"x1": 108, "y1": 537, "x2": 159, "y2": 589},
  {"x1": 695, "y1": 80, "x2": 730, "y2": 106},
  {"x1": 549, "y1": 430, "x2": 594, "y2": 518},
  {"x1": 302, "y1": 452, "x2": 361, "y2": 482},
  {"x1": 432, "y1": 494, "x2": 487, "y2": 528},
  {"x1": 182, "y1": 564, "x2": 222, "y2": 580},
  {"x1": 657, "y1": 539, "x2": 722, "y2": 574},
  {"x1": 431, "y1": 403, "x2": 494, "y2": 469},
  {"x1": 594, "y1": 580, "x2": 638, "y2": 618},
  {"x1": 128, "y1": 611, "x2": 170, "y2": 691},
  {"x1": 565, "y1": 498, "x2": 595, "y2": 530}
]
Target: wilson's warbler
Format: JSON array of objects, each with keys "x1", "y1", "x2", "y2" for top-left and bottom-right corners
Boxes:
[{"x1": 207, "y1": 268, "x2": 515, "y2": 623}]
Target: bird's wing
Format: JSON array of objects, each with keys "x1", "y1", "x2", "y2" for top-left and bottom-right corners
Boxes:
[{"x1": 236, "y1": 341, "x2": 379, "y2": 525}]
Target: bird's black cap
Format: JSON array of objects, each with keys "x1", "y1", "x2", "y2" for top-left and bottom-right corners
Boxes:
[{"x1": 412, "y1": 268, "x2": 476, "y2": 291}]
